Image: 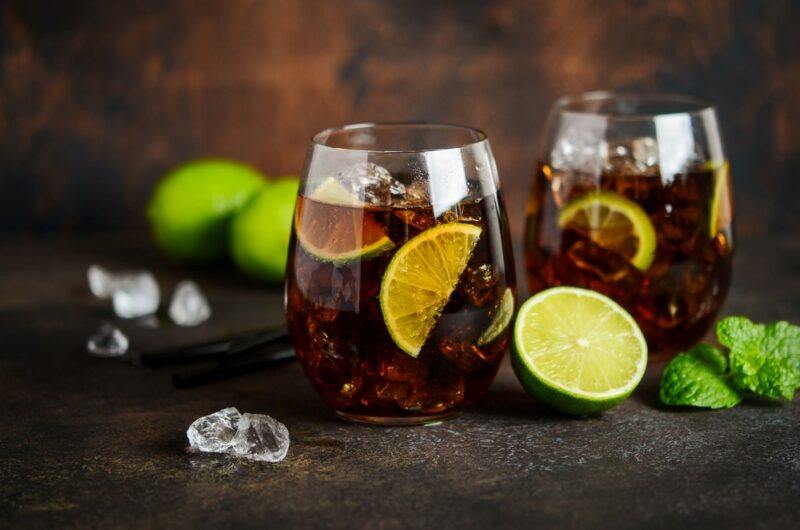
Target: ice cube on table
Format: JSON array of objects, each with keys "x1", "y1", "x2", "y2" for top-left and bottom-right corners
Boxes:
[
  {"x1": 87, "y1": 265, "x2": 116, "y2": 298},
  {"x1": 87, "y1": 265, "x2": 161, "y2": 318},
  {"x1": 187, "y1": 407, "x2": 290, "y2": 463},
  {"x1": 86, "y1": 322, "x2": 129, "y2": 357},
  {"x1": 335, "y1": 162, "x2": 405, "y2": 204},
  {"x1": 231, "y1": 413, "x2": 290, "y2": 463},
  {"x1": 112, "y1": 271, "x2": 160, "y2": 318},
  {"x1": 169, "y1": 280, "x2": 211, "y2": 326},
  {"x1": 187, "y1": 407, "x2": 241, "y2": 453}
]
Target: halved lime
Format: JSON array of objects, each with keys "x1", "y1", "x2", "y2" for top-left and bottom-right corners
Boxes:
[
  {"x1": 478, "y1": 288, "x2": 515, "y2": 346},
  {"x1": 512, "y1": 286, "x2": 647, "y2": 415},
  {"x1": 295, "y1": 177, "x2": 394, "y2": 263},
  {"x1": 558, "y1": 191, "x2": 656, "y2": 271},
  {"x1": 380, "y1": 223, "x2": 482, "y2": 357},
  {"x1": 708, "y1": 161, "x2": 732, "y2": 238}
]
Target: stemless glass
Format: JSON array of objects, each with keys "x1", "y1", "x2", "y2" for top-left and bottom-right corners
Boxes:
[
  {"x1": 286, "y1": 123, "x2": 516, "y2": 425},
  {"x1": 525, "y1": 93, "x2": 733, "y2": 358}
]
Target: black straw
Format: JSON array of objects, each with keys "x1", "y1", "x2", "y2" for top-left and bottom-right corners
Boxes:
[
  {"x1": 172, "y1": 333, "x2": 294, "y2": 388},
  {"x1": 140, "y1": 327, "x2": 290, "y2": 367}
]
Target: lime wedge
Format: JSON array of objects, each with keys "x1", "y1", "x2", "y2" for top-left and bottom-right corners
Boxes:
[
  {"x1": 478, "y1": 288, "x2": 515, "y2": 346},
  {"x1": 295, "y1": 177, "x2": 394, "y2": 263},
  {"x1": 512, "y1": 286, "x2": 647, "y2": 415},
  {"x1": 380, "y1": 223, "x2": 482, "y2": 357},
  {"x1": 558, "y1": 191, "x2": 656, "y2": 271},
  {"x1": 708, "y1": 161, "x2": 732, "y2": 238}
]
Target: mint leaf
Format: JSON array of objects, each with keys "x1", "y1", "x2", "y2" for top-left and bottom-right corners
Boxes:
[
  {"x1": 659, "y1": 344, "x2": 742, "y2": 408},
  {"x1": 762, "y1": 321, "x2": 800, "y2": 373},
  {"x1": 716, "y1": 316, "x2": 763, "y2": 349},
  {"x1": 720, "y1": 317, "x2": 800, "y2": 400}
]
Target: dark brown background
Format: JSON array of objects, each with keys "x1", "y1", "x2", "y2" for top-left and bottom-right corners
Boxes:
[{"x1": 2, "y1": 0, "x2": 799, "y2": 244}]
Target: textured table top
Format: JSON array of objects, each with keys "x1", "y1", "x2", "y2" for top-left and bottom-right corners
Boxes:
[{"x1": 1, "y1": 233, "x2": 798, "y2": 529}]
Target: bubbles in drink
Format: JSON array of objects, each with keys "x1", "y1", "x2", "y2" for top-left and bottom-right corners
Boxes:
[{"x1": 459, "y1": 264, "x2": 499, "y2": 307}]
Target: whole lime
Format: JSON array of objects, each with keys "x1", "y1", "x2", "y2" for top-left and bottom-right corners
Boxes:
[
  {"x1": 230, "y1": 178, "x2": 300, "y2": 283},
  {"x1": 147, "y1": 159, "x2": 266, "y2": 262}
]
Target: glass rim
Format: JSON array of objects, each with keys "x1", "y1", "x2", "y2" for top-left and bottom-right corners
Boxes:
[
  {"x1": 552, "y1": 91, "x2": 715, "y2": 120},
  {"x1": 310, "y1": 122, "x2": 489, "y2": 154}
]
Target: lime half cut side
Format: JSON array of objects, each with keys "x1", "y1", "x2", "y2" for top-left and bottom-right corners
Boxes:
[
  {"x1": 380, "y1": 223, "x2": 482, "y2": 357},
  {"x1": 558, "y1": 191, "x2": 657, "y2": 271},
  {"x1": 478, "y1": 288, "x2": 515, "y2": 346},
  {"x1": 512, "y1": 287, "x2": 648, "y2": 415}
]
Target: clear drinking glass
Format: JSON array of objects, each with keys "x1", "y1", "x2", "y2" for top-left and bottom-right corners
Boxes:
[
  {"x1": 525, "y1": 93, "x2": 734, "y2": 358},
  {"x1": 285, "y1": 123, "x2": 516, "y2": 424}
]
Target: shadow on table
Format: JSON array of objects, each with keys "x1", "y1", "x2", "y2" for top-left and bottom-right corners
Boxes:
[{"x1": 471, "y1": 384, "x2": 580, "y2": 423}]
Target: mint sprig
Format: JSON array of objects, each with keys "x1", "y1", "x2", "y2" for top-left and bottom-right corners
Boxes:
[
  {"x1": 660, "y1": 316, "x2": 800, "y2": 408},
  {"x1": 659, "y1": 344, "x2": 742, "y2": 408}
]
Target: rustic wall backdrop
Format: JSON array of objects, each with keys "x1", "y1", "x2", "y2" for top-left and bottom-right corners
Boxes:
[{"x1": 1, "y1": 0, "x2": 799, "y2": 243}]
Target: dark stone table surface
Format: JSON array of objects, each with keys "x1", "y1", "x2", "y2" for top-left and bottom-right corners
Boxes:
[{"x1": 1, "y1": 233, "x2": 798, "y2": 529}]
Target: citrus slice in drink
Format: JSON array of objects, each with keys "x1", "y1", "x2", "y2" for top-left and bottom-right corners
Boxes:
[
  {"x1": 558, "y1": 191, "x2": 656, "y2": 271},
  {"x1": 708, "y1": 161, "x2": 732, "y2": 237},
  {"x1": 380, "y1": 223, "x2": 482, "y2": 357},
  {"x1": 478, "y1": 288, "x2": 515, "y2": 346},
  {"x1": 296, "y1": 177, "x2": 394, "y2": 263},
  {"x1": 512, "y1": 286, "x2": 647, "y2": 415}
]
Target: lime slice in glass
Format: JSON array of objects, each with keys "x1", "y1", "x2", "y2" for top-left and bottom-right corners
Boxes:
[
  {"x1": 380, "y1": 223, "x2": 482, "y2": 357},
  {"x1": 558, "y1": 191, "x2": 657, "y2": 271},
  {"x1": 478, "y1": 288, "x2": 515, "y2": 346},
  {"x1": 296, "y1": 177, "x2": 394, "y2": 263},
  {"x1": 512, "y1": 286, "x2": 648, "y2": 415},
  {"x1": 708, "y1": 160, "x2": 732, "y2": 238}
]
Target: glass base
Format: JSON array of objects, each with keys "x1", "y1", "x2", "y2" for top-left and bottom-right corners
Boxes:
[{"x1": 334, "y1": 409, "x2": 463, "y2": 426}]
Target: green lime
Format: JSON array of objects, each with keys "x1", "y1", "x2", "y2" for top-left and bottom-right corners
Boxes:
[
  {"x1": 512, "y1": 287, "x2": 648, "y2": 415},
  {"x1": 380, "y1": 223, "x2": 482, "y2": 357},
  {"x1": 147, "y1": 159, "x2": 266, "y2": 262},
  {"x1": 558, "y1": 191, "x2": 657, "y2": 271},
  {"x1": 230, "y1": 178, "x2": 300, "y2": 283},
  {"x1": 478, "y1": 288, "x2": 515, "y2": 346}
]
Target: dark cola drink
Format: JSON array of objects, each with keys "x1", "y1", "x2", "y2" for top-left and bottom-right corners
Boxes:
[
  {"x1": 525, "y1": 158, "x2": 734, "y2": 357},
  {"x1": 286, "y1": 189, "x2": 515, "y2": 423}
]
